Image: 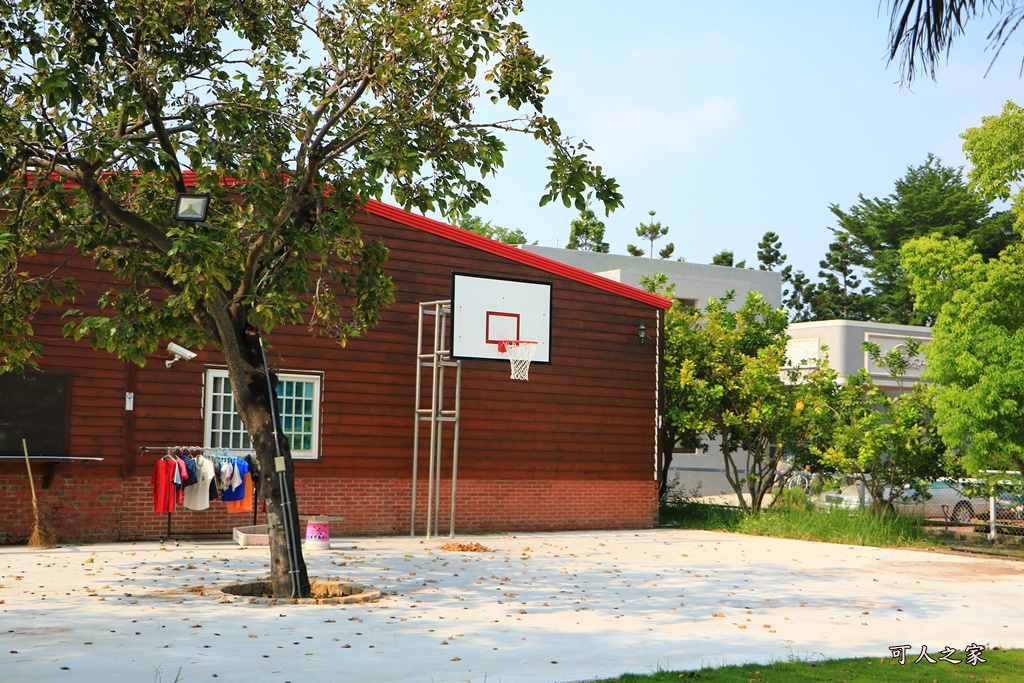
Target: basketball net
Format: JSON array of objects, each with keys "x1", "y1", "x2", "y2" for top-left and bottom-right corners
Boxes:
[{"x1": 497, "y1": 340, "x2": 538, "y2": 381}]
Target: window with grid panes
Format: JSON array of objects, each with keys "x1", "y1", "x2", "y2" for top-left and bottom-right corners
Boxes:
[{"x1": 204, "y1": 369, "x2": 321, "y2": 459}]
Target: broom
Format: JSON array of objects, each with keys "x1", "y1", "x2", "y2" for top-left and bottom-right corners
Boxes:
[{"x1": 22, "y1": 438, "x2": 57, "y2": 548}]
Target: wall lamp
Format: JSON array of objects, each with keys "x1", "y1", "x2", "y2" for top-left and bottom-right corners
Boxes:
[
  {"x1": 636, "y1": 323, "x2": 647, "y2": 344},
  {"x1": 174, "y1": 193, "x2": 210, "y2": 222}
]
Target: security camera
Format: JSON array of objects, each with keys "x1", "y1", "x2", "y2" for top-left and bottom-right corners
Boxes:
[
  {"x1": 166, "y1": 342, "x2": 197, "y2": 368},
  {"x1": 168, "y1": 343, "x2": 197, "y2": 361}
]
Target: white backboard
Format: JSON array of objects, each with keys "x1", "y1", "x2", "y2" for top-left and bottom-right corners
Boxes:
[{"x1": 451, "y1": 273, "x2": 552, "y2": 362}]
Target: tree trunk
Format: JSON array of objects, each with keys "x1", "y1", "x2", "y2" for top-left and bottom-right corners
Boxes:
[
  {"x1": 746, "y1": 436, "x2": 779, "y2": 513},
  {"x1": 251, "y1": 412, "x2": 311, "y2": 598},
  {"x1": 230, "y1": 334, "x2": 311, "y2": 598},
  {"x1": 719, "y1": 430, "x2": 751, "y2": 513},
  {"x1": 658, "y1": 424, "x2": 677, "y2": 499}
]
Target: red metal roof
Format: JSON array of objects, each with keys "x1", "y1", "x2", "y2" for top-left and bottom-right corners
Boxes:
[{"x1": 363, "y1": 200, "x2": 671, "y2": 310}]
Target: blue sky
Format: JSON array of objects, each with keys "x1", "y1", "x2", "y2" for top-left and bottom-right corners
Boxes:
[{"x1": 436, "y1": 2, "x2": 1024, "y2": 278}]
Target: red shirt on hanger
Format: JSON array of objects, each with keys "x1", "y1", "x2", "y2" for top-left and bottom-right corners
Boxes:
[{"x1": 150, "y1": 458, "x2": 178, "y2": 513}]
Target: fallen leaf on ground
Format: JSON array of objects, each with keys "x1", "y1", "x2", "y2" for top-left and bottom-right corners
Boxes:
[{"x1": 439, "y1": 542, "x2": 490, "y2": 552}]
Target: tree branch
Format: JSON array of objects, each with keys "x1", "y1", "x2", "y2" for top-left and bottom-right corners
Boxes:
[
  {"x1": 307, "y1": 71, "x2": 373, "y2": 164},
  {"x1": 65, "y1": 170, "x2": 176, "y2": 254},
  {"x1": 105, "y1": 22, "x2": 186, "y2": 192}
]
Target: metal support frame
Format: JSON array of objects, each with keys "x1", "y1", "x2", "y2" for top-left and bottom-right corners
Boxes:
[{"x1": 411, "y1": 300, "x2": 462, "y2": 538}]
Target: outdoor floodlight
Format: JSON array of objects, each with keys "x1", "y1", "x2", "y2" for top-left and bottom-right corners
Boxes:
[{"x1": 174, "y1": 193, "x2": 210, "y2": 222}]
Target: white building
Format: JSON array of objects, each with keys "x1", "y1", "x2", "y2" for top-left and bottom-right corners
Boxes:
[{"x1": 518, "y1": 246, "x2": 782, "y2": 310}]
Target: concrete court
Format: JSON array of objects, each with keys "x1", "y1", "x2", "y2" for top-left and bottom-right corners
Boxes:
[{"x1": 2, "y1": 528, "x2": 1022, "y2": 683}]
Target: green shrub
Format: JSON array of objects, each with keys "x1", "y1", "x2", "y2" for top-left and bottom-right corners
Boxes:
[
  {"x1": 659, "y1": 484, "x2": 744, "y2": 529},
  {"x1": 771, "y1": 485, "x2": 812, "y2": 512}
]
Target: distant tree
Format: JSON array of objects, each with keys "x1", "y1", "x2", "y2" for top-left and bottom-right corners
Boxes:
[
  {"x1": 567, "y1": 208, "x2": 610, "y2": 252},
  {"x1": 970, "y1": 209, "x2": 1019, "y2": 257},
  {"x1": 711, "y1": 250, "x2": 746, "y2": 268},
  {"x1": 456, "y1": 216, "x2": 528, "y2": 245},
  {"x1": 756, "y1": 231, "x2": 786, "y2": 272},
  {"x1": 711, "y1": 250, "x2": 733, "y2": 267},
  {"x1": 784, "y1": 269, "x2": 814, "y2": 322},
  {"x1": 829, "y1": 155, "x2": 1005, "y2": 324},
  {"x1": 626, "y1": 244, "x2": 646, "y2": 257},
  {"x1": 805, "y1": 232, "x2": 871, "y2": 321},
  {"x1": 628, "y1": 210, "x2": 672, "y2": 259},
  {"x1": 757, "y1": 230, "x2": 816, "y2": 321},
  {"x1": 886, "y1": 0, "x2": 1020, "y2": 83}
]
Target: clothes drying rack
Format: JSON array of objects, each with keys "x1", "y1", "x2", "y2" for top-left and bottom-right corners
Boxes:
[{"x1": 141, "y1": 445, "x2": 259, "y2": 545}]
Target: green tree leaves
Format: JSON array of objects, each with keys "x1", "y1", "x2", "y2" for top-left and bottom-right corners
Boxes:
[
  {"x1": 1, "y1": 0, "x2": 622, "y2": 370},
  {"x1": 566, "y1": 207, "x2": 609, "y2": 252},
  {"x1": 815, "y1": 343, "x2": 947, "y2": 512},
  {"x1": 903, "y1": 237, "x2": 1024, "y2": 474},
  {"x1": 455, "y1": 215, "x2": 529, "y2": 245},
  {"x1": 962, "y1": 101, "x2": 1024, "y2": 228},
  {"x1": 664, "y1": 291, "x2": 827, "y2": 512},
  {"x1": 827, "y1": 155, "x2": 999, "y2": 324},
  {"x1": 900, "y1": 101, "x2": 1024, "y2": 475}
]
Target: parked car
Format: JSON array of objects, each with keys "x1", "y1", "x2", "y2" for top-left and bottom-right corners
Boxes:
[
  {"x1": 815, "y1": 479, "x2": 1015, "y2": 523},
  {"x1": 996, "y1": 492, "x2": 1024, "y2": 521}
]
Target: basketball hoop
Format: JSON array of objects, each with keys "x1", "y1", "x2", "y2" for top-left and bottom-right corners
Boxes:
[{"x1": 497, "y1": 340, "x2": 538, "y2": 381}]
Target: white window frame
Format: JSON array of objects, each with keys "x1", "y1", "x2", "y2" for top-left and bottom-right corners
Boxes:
[{"x1": 203, "y1": 368, "x2": 322, "y2": 460}]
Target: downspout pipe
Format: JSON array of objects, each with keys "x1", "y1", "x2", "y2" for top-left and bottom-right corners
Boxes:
[{"x1": 256, "y1": 325, "x2": 302, "y2": 599}]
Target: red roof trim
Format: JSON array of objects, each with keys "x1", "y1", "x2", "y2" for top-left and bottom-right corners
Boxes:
[
  {"x1": 363, "y1": 200, "x2": 672, "y2": 310},
  {"x1": 26, "y1": 171, "x2": 667, "y2": 309}
]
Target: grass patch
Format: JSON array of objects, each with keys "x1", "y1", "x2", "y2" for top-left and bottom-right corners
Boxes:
[
  {"x1": 599, "y1": 648, "x2": 1024, "y2": 682},
  {"x1": 736, "y1": 501, "x2": 934, "y2": 547},
  {"x1": 658, "y1": 498, "x2": 745, "y2": 531},
  {"x1": 660, "y1": 488, "x2": 937, "y2": 548}
]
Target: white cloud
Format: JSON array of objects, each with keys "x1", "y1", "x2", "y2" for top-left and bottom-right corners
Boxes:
[{"x1": 582, "y1": 97, "x2": 741, "y2": 168}]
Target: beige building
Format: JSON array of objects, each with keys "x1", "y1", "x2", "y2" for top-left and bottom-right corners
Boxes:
[{"x1": 786, "y1": 319, "x2": 932, "y2": 390}]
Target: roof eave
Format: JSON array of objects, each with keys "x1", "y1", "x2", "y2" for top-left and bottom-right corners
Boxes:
[{"x1": 363, "y1": 201, "x2": 672, "y2": 311}]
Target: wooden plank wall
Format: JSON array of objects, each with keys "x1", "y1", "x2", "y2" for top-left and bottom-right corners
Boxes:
[
  {"x1": 5, "y1": 212, "x2": 661, "y2": 494},
  {"x1": 297, "y1": 213, "x2": 663, "y2": 483}
]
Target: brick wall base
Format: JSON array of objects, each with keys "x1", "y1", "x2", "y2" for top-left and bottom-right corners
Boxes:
[{"x1": 0, "y1": 475, "x2": 658, "y2": 544}]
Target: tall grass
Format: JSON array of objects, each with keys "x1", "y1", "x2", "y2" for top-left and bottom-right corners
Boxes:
[{"x1": 660, "y1": 487, "x2": 936, "y2": 548}]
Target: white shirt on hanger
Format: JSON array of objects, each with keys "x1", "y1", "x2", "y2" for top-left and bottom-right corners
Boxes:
[{"x1": 183, "y1": 455, "x2": 217, "y2": 511}]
